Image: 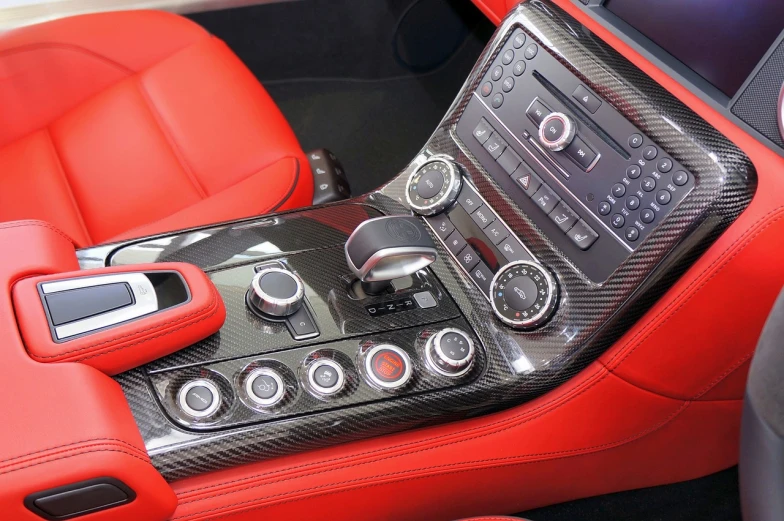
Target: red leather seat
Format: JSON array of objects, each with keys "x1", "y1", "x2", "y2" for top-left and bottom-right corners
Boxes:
[{"x1": 0, "y1": 10, "x2": 313, "y2": 247}]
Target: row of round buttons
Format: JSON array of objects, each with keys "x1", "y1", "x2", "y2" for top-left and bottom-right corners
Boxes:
[{"x1": 176, "y1": 329, "x2": 476, "y2": 420}]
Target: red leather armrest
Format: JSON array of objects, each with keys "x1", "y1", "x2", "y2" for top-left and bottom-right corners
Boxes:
[
  {"x1": 13, "y1": 262, "x2": 226, "y2": 375},
  {"x1": 0, "y1": 221, "x2": 176, "y2": 520}
]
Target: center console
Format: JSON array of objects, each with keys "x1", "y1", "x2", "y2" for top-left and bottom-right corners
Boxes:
[{"x1": 75, "y1": 0, "x2": 756, "y2": 481}]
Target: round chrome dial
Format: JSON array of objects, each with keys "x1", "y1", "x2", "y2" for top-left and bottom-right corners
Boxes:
[
  {"x1": 245, "y1": 368, "x2": 286, "y2": 407},
  {"x1": 490, "y1": 261, "x2": 558, "y2": 330},
  {"x1": 538, "y1": 112, "x2": 576, "y2": 152},
  {"x1": 425, "y1": 328, "x2": 475, "y2": 378},
  {"x1": 247, "y1": 267, "x2": 305, "y2": 317},
  {"x1": 405, "y1": 157, "x2": 462, "y2": 216}
]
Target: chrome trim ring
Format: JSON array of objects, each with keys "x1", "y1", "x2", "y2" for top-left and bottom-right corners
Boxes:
[
  {"x1": 363, "y1": 344, "x2": 413, "y2": 390},
  {"x1": 248, "y1": 267, "x2": 305, "y2": 317},
  {"x1": 425, "y1": 328, "x2": 475, "y2": 378},
  {"x1": 245, "y1": 368, "x2": 286, "y2": 407},
  {"x1": 490, "y1": 261, "x2": 558, "y2": 330},
  {"x1": 538, "y1": 112, "x2": 576, "y2": 151},
  {"x1": 307, "y1": 359, "x2": 346, "y2": 396},
  {"x1": 177, "y1": 380, "x2": 221, "y2": 419},
  {"x1": 404, "y1": 156, "x2": 462, "y2": 216}
]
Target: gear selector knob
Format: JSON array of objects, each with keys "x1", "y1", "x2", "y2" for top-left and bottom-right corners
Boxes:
[{"x1": 345, "y1": 216, "x2": 437, "y2": 293}]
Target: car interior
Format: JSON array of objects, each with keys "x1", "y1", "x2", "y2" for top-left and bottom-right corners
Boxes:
[{"x1": 1, "y1": 0, "x2": 783, "y2": 520}]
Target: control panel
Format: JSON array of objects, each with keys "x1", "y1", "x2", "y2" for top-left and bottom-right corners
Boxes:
[
  {"x1": 406, "y1": 156, "x2": 559, "y2": 330},
  {"x1": 456, "y1": 26, "x2": 696, "y2": 282}
]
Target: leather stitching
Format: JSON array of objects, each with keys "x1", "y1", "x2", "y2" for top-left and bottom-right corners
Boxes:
[
  {"x1": 0, "y1": 447, "x2": 150, "y2": 478},
  {"x1": 0, "y1": 438, "x2": 146, "y2": 466},
  {"x1": 29, "y1": 279, "x2": 219, "y2": 360},
  {"x1": 0, "y1": 220, "x2": 74, "y2": 245},
  {"x1": 173, "y1": 400, "x2": 693, "y2": 517},
  {"x1": 0, "y1": 441, "x2": 149, "y2": 473},
  {"x1": 602, "y1": 206, "x2": 784, "y2": 398}
]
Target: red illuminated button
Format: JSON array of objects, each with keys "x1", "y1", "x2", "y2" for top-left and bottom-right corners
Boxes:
[{"x1": 365, "y1": 344, "x2": 412, "y2": 390}]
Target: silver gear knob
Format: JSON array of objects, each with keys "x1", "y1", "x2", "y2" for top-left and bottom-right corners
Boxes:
[{"x1": 345, "y1": 216, "x2": 437, "y2": 284}]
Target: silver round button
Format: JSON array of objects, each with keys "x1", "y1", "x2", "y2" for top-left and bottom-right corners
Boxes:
[
  {"x1": 538, "y1": 112, "x2": 576, "y2": 152},
  {"x1": 307, "y1": 359, "x2": 346, "y2": 396},
  {"x1": 245, "y1": 368, "x2": 285, "y2": 407},
  {"x1": 178, "y1": 379, "x2": 221, "y2": 419},
  {"x1": 248, "y1": 267, "x2": 305, "y2": 317}
]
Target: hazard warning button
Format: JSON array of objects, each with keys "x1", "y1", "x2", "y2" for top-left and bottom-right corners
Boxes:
[{"x1": 365, "y1": 344, "x2": 413, "y2": 390}]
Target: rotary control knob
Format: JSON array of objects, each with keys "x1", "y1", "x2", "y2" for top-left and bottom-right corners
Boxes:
[
  {"x1": 490, "y1": 261, "x2": 558, "y2": 329},
  {"x1": 425, "y1": 328, "x2": 475, "y2": 377},
  {"x1": 247, "y1": 267, "x2": 305, "y2": 317},
  {"x1": 405, "y1": 157, "x2": 462, "y2": 216},
  {"x1": 538, "y1": 112, "x2": 576, "y2": 152}
]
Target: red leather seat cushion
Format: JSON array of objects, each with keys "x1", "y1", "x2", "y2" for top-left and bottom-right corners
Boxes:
[{"x1": 0, "y1": 11, "x2": 313, "y2": 247}]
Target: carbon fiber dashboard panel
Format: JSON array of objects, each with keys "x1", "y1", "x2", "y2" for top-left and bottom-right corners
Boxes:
[{"x1": 86, "y1": 0, "x2": 755, "y2": 480}]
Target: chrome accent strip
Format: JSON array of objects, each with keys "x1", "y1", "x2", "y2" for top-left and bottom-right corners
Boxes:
[{"x1": 42, "y1": 273, "x2": 159, "y2": 340}]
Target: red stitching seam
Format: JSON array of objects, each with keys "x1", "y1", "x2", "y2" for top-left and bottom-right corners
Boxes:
[
  {"x1": 29, "y1": 282, "x2": 219, "y2": 360},
  {"x1": 175, "y1": 206, "x2": 784, "y2": 501},
  {"x1": 604, "y1": 206, "x2": 784, "y2": 377},
  {"x1": 0, "y1": 447, "x2": 150, "y2": 478},
  {"x1": 0, "y1": 441, "x2": 149, "y2": 474},
  {"x1": 0, "y1": 438, "x2": 145, "y2": 466},
  {"x1": 0, "y1": 220, "x2": 74, "y2": 245},
  {"x1": 173, "y1": 401, "x2": 693, "y2": 518}
]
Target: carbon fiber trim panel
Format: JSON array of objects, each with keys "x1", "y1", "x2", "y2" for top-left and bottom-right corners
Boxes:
[{"x1": 84, "y1": 0, "x2": 755, "y2": 480}]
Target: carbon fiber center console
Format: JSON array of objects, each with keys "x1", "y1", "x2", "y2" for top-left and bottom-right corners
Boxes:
[{"x1": 75, "y1": 1, "x2": 755, "y2": 480}]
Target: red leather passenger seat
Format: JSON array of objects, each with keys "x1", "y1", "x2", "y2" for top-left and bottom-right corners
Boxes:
[{"x1": 0, "y1": 11, "x2": 313, "y2": 247}]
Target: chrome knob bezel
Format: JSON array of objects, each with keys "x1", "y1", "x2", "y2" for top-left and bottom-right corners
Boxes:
[
  {"x1": 248, "y1": 267, "x2": 305, "y2": 317},
  {"x1": 405, "y1": 157, "x2": 463, "y2": 216},
  {"x1": 490, "y1": 261, "x2": 558, "y2": 330},
  {"x1": 425, "y1": 328, "x2": 475, "y2": 378},
  {"x1": 538, "y1": 112, "x2": 576, "y2": 152},
  {"x1": 177, "y1": 379, "x2": 222, "y2": 419}
]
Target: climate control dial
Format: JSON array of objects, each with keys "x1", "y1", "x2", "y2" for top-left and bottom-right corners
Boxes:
[
  {"x1": 425, "y1": 328, "x2": 475, "y2": 377},
  {"x1": 405, "y1": 157, "x2": 462, "y2": 216},
  {"x1": 538, "y1": 112, "x2": 576, "y2": 152},
  {"x1": 490, "y1": 261, "x2": 558, "y2": 329}
]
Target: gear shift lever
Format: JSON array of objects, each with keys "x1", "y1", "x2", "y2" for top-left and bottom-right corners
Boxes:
[{"x1": 345, "y1": 216, "x2": 437, "y2": 295}]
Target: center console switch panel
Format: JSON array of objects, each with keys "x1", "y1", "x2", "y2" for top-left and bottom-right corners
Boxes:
[
  {"x1": 456, "y1": 27, "x2": 696, "y2": 282},
  {"x1": 13, "y1": 263, "x2": 226, "y2": 375}
]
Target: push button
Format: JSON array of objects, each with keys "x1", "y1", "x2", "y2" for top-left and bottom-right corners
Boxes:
[
  {"x1": 611, "y1": 183, "x2": 626, "y2": 197},
  {"x1": 425, "y1": 215, "x2": 454, "y2": 240},
  {"x1": 598, "y1": 201, "x2": 611, "y2": 215},
  {"x1": 497, "y1": 148, "x2": 522, "y2": 175},
  {"x1": 532, "y1": 184, "x2": 561, "y2": 214},
  {"x1": 511, "y1": 163, "x2": 542, "y2": 197},
  {"x1": 564, "y1": 136, "x2": 597, "y2": 170},
  {"x1": 626, "y1": 196, "x2": 640, "y2": 210},
  {"x1": 502, "y1": 49, "x2": 515, "y2": 65},
  {"x1": 456, "y1": 245, "x2": 481, "y2": 271},
  {"x1": 483, "y1": 223, "x2": 510, "y2": 245},
  {"x1": 286, "y1": 305, "x2": 318, "y2": 339},
  {"x1": 513, "y1": 60, "x2": 526, "y2": 76},
  {"x1": 470, "y1": 205, "x2": 496, "y2": 229},
  {"x1": 498, "y1": 238, "x2": 532, "y2": 262},
  {"x1": 572, "y1": 85, "x2": 602, "y2": 113},
  {"x1": 178, "y1": 380, "x2": 221, "y2": 419},
  {"x1": 524, "y1": 43, "x2": 538, "y2": 59},
  {"x1": 628, "y1": 134, "x2": 643, "y2": 148},
  {"x1": 548, "y1": 201, "x2": 579, "y2": 233},
  {"x1": 501, "y1": 76, "x2": 515, "y2": 93},
  {"x1": 491, "y1": 65, "x2": 503, "y2": 81},
  {"x1": 640, "y1": 208, "x2": 655, "y2": 223},
  {"x1": 483, "y1": 132, "x2": 507, "y2": 159},
  {"x1": 656, "y1": 189, "x2": 672, "y2": 205},
  {"x1": 526, "y1": 99, "x2": 550, "y2": 126},
  {"x1": 512, "y1": 32, "x2": 526, "y2": 48},
  {"x1": 567, "y1": 220, "x2": 599, "y2": 250},
  {"x1": 611, "y1": 213, "x2": 625, "y2": 228},
  {"x1": 245, "y1": 368, "x2": 285, "y2": 407},
  {"x1": 365, "y1": 345, "x2": 412, "y2": 390},
  {"x1": 625, "y1": 227, "x2": 640, "y2": 242},
  {"x1": 641, "y1": 177, "x2": 656, "y2": 192},
  {"x1": 445, "y1": 230, "x2": 468, "y2": 255},
  {"x1": 626, "y1": 165, "x2": 641, "y2": 179},
  {"x1": 673, "y1": 170, "x2": 689, "y2": 186},
  {"x1": 491, "y1": 92, "x2": 504, "y2": 108},
  {"x1": 469, "y1": 261, "x2": 494, "y2": 296},
  {"x1": 643, "y1": 145, "x2": 658, "y2": 160},
  {"x1": 457, "y1": 184, "x2": 482, "y2": 213},
  {"x1": 308, "y1": 359, "x2": 345, "y2": 396},
  {"x1": 472, "y1": 118, "x2": 493, "y2": 144},
  {"x1": 480, "y1": 82, "x2": 492, "y2": 97}
]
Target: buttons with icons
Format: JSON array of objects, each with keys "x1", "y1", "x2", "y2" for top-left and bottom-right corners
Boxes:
[
  {"x1": 628, "y1": 134, "x2": 643, "y2": 148},
  {"x1": 611, "y1": 183, "x2": 626, "y2": 198},
  {"x1": 365, "y1": 344, "x2": 412, "y2": 390},
  {"x1": 502, "y1": 76, "x2": 515, "y2": 92},
  {"x1": 502, "y1": 49, "x2": 515, "y2": 65},
  {"x1": 641, "y1": 177, "x2": 656, "y2": 192},
  {"x1": 491, "y1": 92, "x2": 504, "y2": 108},
  {"x1": 625, "y1": 227, "x2": 639, "y2": 242},
  {"x1": 178, "y1": 380, "x2": 221, "y2": 419},
  {"x1": 611, "y1": 213, "x2": 625, "y2": 228},
  {"x1": 626, "y1": 165, "x2": 641, "y2": 179},
  {"x1": 656, "y1": 189, "x2": 672, "y2": 205},
  {"x1": 524, "y1": 43, "x2": 538, "y2": 59},
  {"x1": 512, "y1": 32, "x2": 526, "y2": 48},
  {"x1": 626, "y1": 195, "x2": 640, "y2": 210},
  {"x1": 491, "y1": 65, "x2": 503, "y2": 81},
  {"x1": 657, "y1": 158, "x2": 673, "y2": 172},
  {"x1": 598, "y1": 201, "x2": 611, "y2": 215},
  {"x1": 640, "y1": 208, "x2": 655, "y2": 223},
  {"x1": 245, "y1": 368, "x2": 285, "y2": 407},
  {"x1": 643, "y1": 145, "x2": 658, "y2": 160},
  {"x1": 480, "y1": 82, "x2": 492, "y2": 97},
  {"x1": 673, "y1": 170, "x2": 689, "y2": 186},
  {"x1": 307, "y1": 359, "x2": 345, "y2": 396},
  {"x1": 513, "y1": 60, "x2": 526, "y2": 76}
]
